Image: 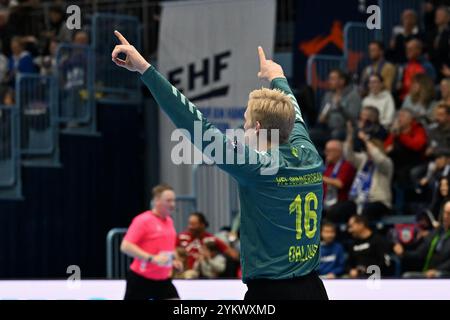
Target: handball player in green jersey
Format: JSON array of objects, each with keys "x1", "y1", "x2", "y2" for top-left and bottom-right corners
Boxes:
[{"x1": 112, "y1": 30, "x2": 328, "y2": 300}]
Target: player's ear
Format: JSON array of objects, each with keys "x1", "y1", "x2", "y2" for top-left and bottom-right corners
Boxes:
[{"x1": 255, "y1": 121, "x2": 261, "y2": 133}]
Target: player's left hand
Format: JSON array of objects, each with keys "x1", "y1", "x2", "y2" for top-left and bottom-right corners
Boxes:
[{"x1": 257, "y1": 46, "x2": 285, "y2": 81}]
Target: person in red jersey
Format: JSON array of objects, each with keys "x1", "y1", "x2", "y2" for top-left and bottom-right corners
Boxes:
[{"x1": 177, "y1": 212, "x2": 239, "y2": 271}]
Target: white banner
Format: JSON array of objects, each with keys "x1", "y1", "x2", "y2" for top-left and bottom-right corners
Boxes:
[
  {"x1": 2, "y1": 280, "x2": 450, "y2": 300},
  {"x1": 158, "y1": 0, "x2": 276, "y2": 131},
  {"x1": 155, "y1": 0, "x2": 277, "y2": 230}
]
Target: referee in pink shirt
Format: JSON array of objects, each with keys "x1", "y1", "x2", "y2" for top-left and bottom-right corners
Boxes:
[{"x1": 121, "y1": 184, "x2": 180, "y2": 300}]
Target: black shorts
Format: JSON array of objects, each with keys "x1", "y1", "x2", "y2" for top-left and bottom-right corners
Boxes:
[
  {"x1": 123, "y1": 270, "x2": 179, "y2": 300},
  {"x1": 244, "y1": 272, "x2": 329, "y2": 300}
]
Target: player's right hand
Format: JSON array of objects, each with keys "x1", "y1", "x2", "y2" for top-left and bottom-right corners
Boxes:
[
  {"x1": 112, "y1": 30, "x2": 151, "y2": 74},
  {"x1": 257, "y1": 46, "x2": 285, "y2": 82}
]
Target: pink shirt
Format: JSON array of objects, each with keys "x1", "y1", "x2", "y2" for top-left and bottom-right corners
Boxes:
[{"x1": 123, "y1": 210, "x2": 176, "y2": 280}]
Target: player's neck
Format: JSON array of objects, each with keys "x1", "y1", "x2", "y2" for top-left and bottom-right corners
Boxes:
[{"x1": 257, "y1": 140, "x2": 278, "y2": 152}]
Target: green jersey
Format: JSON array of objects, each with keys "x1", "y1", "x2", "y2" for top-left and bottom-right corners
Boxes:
[{"x1": 141, "y1": 66, "x2": 324, "y2": 283}]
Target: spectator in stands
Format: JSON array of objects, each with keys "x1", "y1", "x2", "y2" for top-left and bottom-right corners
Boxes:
[
  {"x1": 34, "y1": 38, "x2": 57, "y2": 76},
  {"x1": 414, "y1": 147, "x2": 450, "y2": 203},
  {"x1": 322, "y1": 139, "x2": 356, "y2": 223},
  {"x1": 0, "y1": 40, "x2": 7, "y2": 82},
  {"x1": 354, "y1": 106, "x2": 388, "y2": 152},
  {"x1": 428, "y1": 153, "x2": 450, "y2": 219},
  {"x1": 362, "y1": 74, "x2": 396, "y2": 128},
  {"x1": 177, "y1": 212, "x2": 239, "y2": 271},
  {"x1": 318, "y1": 220, "x2": 346, "y2": 279},
  {"x1": 7, "y1": 0, "x2": 42, "y2": 37},
  {"x1": 398, "y1": 39, "x2": 436, "y2": 102},
  {"x1": 312, "y1": 69, "x2": 361, "y2": 146},
  {"x1": 429, "y1": 79, "x2": 450, "y2": 119},
  {"x1": 386, "y1": 108, "x2": 428, "y2": 158},
  {"x1": 433, "y1": 175, "x2": 450, "y2": 219},
  {"x1": 344, "y1": 121, "x2": 393, "y2": 221},
  {"x1": 193, "y1": 241, "x2": 227, "y2": 279},
  {"x1": 347, "y1": 215, "x2": 394, "y2": 278},
  {"x1": 387, "y1": 9, "x2": 423, "y2": 64},
  {"x1": 425, "y1": 6, "x2": 450, "y2": 81},
  {"x1": 394, "y1": 200, "x2": 450, "y2": 278},
  {"x1": 427, "y1": 103, "x2": 450, "y2": 155},
  {"x1": 402, "y1": 73, "x2": 434, "y2": 123},
  {"x1": 42, "y1": 4, "x2": 72, "y2": 43},
  {"x1": 401, "y1": 73, "x2": 435, "y2": 122},
  {"x1": 0, "y1": 9, "x2": 13, "y2": 56},
  {"x1": 72, "y1": 30, "x2": 89, "y2": 46},
  {"x1": 385, "y1": 108, "x2": 428, "y2": 160},
  {"x1": 439, "y1": 78, "x2": 450, "y2": 104},
  {"x1": 4, "y1": 36, "x2": 36, "y2": 87},
  {"x1": 424, "y1": 0, "x2": 450, "y2": 32},
  {"x1": 385, "y1": 109, "x2": 428, "y2": 213},
  {"x1": 361, "y1": 41, "x2": 396, "y2": 94}
]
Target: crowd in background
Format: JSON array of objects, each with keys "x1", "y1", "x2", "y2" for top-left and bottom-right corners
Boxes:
[
  {"x1": 179, "y1": 4, "x2": 450, "y2": 280},
  {"x1": 0, "y1": 0, "x2": 90, "y2": 106},
  {"x1": 302, "y1": 4, "x2": 450, "y2": 279}
]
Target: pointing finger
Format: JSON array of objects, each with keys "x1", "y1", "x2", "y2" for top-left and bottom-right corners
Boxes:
[
  {"x1": 114, "y1": 30, "x2": 130, "y2": 45},
  {"x1": 258, "y1": 46, "x2": 267, "y2": 67}
]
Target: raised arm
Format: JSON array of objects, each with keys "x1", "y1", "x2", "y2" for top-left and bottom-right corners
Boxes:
[
  {"x1": 256, "y1": 47, "x2": 314, "y2": 148},
  {"x1": 112, "y1": 31, "x2": 264, "y2": 183}
]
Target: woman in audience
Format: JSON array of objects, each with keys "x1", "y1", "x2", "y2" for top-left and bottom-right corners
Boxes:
[
  {"x1": 401, "y1": 73, "x2": 435, "y2": 123},
  {"x1": 362, "y1": 74, "x2": 396, "y2": 128},
  {"x1": 429, "y1": 78, "x2": 450, "y2": 121}
]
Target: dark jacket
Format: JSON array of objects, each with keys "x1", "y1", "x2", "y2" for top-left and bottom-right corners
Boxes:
[
  {"x1": 404, "y1": 227, "x2": 450, "y2": 273},
  {"x1": 347, "y1": 232, "x2": 393, "y2": 276}
]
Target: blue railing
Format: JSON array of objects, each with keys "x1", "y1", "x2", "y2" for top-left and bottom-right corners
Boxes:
[
  {"x1": 56, "y1": 43, "x2": 96, "y2": 133},
  {"x1": 92, "y1": 13, "x2": 142, "y2": 103},
  {"x1": 343, "y1": 22, "x2": 382, "y2": 78},
  {"x1": 0, "y1": 105, "x2": 22, "y2": 199},
  {"x1": 307, "y1": 54, "x2": 346, "y2": 108},
  {"x1": 16, "y1": 74, "x2": 59, "y2": 165}
]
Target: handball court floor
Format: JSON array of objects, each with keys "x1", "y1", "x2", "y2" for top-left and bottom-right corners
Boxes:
[{"x1": 0, "y1": 279, "x2": 449, "y2": 300}]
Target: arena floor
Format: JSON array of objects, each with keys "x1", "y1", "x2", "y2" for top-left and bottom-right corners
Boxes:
[{"x1": 0, "y1": 279, "x2": 449, "y2": 300}]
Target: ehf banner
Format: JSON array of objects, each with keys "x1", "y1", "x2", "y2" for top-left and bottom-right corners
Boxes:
[{"x1": 157, "y1": 0, "x2": 276, "y2": 132}]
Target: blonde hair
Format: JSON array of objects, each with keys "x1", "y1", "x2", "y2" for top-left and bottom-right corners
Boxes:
[{"x1": 247, "y1": 88, "x2": 295, "y2": 144}]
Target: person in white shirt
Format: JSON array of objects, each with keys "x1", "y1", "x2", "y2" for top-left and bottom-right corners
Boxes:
[{"x1": 362, "y1": 74, "x2": 396, "y2": 128}]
